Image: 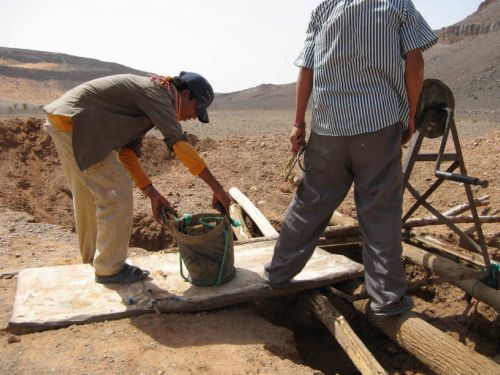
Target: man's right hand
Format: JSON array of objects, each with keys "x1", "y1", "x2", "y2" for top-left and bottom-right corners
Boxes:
[
  {"x1": 290, "y1": 126, "x2": 306, "y2": 154},
  {"x1": 143, "y1": 184, "x2": 176, "y2": 223},
  {"x1": 402, "y1": 117, "x2": 416, "y2": 145}
]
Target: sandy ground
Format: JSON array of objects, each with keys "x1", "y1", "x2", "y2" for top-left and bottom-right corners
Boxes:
[{"x1": 0, "y1": 112, "x2": 499, "y2": 374}]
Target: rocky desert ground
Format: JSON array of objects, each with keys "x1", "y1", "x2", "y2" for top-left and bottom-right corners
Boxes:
[{"x1": 0, "y1": 109, "x2": 498, "y2": 374}]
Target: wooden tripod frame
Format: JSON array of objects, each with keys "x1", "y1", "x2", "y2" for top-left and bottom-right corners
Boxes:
[{"x1": 402, "y1": 116, "x2": 492, "y2": 275}]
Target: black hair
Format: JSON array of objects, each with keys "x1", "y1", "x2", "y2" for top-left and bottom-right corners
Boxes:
[{"x1": 171, "y1": 76, "x2": 196, "y2": 100}]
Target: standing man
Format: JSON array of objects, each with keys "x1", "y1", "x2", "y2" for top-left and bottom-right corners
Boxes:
[
  {"x1": 44, "y1": 72, "x2": 231, "y2": 284},
  {"x1": 265, "y1": 0, "x2": 437, "y2": 316}
]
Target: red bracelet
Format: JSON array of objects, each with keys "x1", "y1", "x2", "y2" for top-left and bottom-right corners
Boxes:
[{"x1": 293, "y1": 122, "x2": 306, "y2": 129}]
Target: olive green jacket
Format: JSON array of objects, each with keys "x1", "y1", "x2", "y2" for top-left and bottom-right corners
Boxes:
[{"x1": 44, "y1": 74, "x2": 186, "y2": 170}]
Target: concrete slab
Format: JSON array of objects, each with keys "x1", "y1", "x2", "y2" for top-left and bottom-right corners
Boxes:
[{"x1": 10, "y1": 240, "x2": 363, "y2": 334}]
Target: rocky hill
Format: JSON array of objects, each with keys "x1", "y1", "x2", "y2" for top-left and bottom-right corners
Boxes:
[
  {"x1": 438, "y1": 0, "x2": 500, "y2": 43},
  {"x1": 425, "y1": 0, "x2": 499, "y2": 117},
  {"x1": 214, "y1": 0, "x2": 499, "y2": 119}
]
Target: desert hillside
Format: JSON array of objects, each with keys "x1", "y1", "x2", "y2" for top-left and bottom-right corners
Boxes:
[
  {"x1": 425, "y1": 0, "x2": 500, "y2": 117},
  {"x1": 1, "y1": 0, "x2": 499, "y2": 120},
  {"x1": 213, "y1": 0, "x2": 500, "y2": 118},
  {"x1": 0, "y1": 47, "x2": 149, "y2": 106}
]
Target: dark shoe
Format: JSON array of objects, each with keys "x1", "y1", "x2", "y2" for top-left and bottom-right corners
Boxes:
[
  {"x1": 263, "y1": 274, "x2": 292, "y2": 288},
  {"x1": 95, "y1": 264, "x2": 150, "y2": 284},
  {"x1": 371, "y1": 295, "x2": 414, "y2": 317}
]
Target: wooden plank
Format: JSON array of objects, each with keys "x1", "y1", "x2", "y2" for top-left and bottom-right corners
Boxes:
[
  {"x1": 229, "y1": 204, "x2": 251, "y2": 241},
  {"x1": 408, "y1": 234, "x2": 486, "y2": 267},
  {"x1": 9, "y1": 240, "x2": 364, "y2": 334},
  {"x1": 229, "y1": 187, "x2": 279, "y2": 237},
  {"x1": 307, "y1": 291, "x2": 387, "y2": 375}
]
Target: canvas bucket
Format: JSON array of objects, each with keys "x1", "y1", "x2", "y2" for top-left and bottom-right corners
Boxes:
[{"x1": 171, "y1": 213, "x2": 236, "y2": 287}]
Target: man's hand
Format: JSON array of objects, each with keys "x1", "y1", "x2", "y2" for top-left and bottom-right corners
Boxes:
[
  {"x1": 402, "y1": 117, "x2": 415, "y2": 145},
  {"x1": 212, "y1": 187, "x2": 231, "y2": 215},
  {"x1": 143, "y1": 184, "x2": 176, "y2": 223},
  {"x1": 290, "y1": 125, "x2": 306, "y2": 154}
]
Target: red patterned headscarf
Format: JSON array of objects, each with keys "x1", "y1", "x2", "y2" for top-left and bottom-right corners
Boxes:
[
  {"x1": 150, "y1": 75, "x2": 180, "y2": 120},
  {"x1": 150, "y1": 74, "x2": 172, "y2": 89}
]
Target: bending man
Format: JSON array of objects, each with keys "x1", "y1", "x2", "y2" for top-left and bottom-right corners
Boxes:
[{"x1": 44, "y1": 72, "x2": 231, "y2": 284}]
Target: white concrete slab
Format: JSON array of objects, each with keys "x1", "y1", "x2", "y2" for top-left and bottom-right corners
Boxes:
[{"x1": 10, "y1": 240, "x2": 363, "y2": 333}]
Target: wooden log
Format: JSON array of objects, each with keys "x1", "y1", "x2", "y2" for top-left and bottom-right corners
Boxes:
[
  {"x1": 329, "y1": 211, "x2": 358, "y2": 226},
  {"x1": 347, "y1": 296, "x2": 500, "y2": 375},
  {"x1": 229, "y1": 187, "x2": 279, "y2": 237},
  {"x1": 443, "y1": 195, "x2": 489, "y2": 216},
  {"x1": 229, "y1": 204, "x2": 251, "y2": 241},
  {"x1": 402, "y1": 242, "x2": 500, "y2": 312},
  {"x1": 404, "y1": 215, "x2": 499, "y2": 228},
  {"x1": 322, "y1": 215, "x2": 498, "y2": 238},
  {"x1": 307, "y1": 291, "x2": 387, "y2": 375},
  {"x1": 323, "y1": 224, "x2": 361, "y2": 238},
  {"x1": 235, "y1": 235, "x2": 363, "y2": 247}
]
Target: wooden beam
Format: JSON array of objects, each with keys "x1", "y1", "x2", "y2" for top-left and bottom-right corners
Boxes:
[
  {"x1": 229, "y1": 204, "x2": 251, "y2": 241},
  {"x1": 229, "y1": 187, "x2": 279, "y2": 237},
  {"x1": 402, "y1": 242, "x2": 500, "y2": 312},
  {"x1": 307, "y1": 291, "x2": 387, "y2": 375}
]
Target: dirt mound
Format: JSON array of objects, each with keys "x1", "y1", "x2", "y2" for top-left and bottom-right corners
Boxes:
[
  {"x1": 0, "y1": 118, "x2": 71, "y2": 225},
  {"x1": 0, "y1": 118, "x2": 202, "y2": 251}
]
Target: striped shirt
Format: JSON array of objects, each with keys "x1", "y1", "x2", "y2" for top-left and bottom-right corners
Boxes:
[{"x1": 295, "y1": 0, "x2": 437, "y2": 136}]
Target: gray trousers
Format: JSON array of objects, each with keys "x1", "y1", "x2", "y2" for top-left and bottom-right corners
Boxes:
[{"x1": 265, "y1": 123, "x2": 406, "y2": 311}]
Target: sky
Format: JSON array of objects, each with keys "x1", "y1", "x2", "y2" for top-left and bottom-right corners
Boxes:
[{"x1": 0, "y1": 0, "x2": 485, "y2": 93}]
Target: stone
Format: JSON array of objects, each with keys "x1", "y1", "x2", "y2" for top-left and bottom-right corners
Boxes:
[{"x1": 8, "y1": 335, "x2": 21, "y2": 343}]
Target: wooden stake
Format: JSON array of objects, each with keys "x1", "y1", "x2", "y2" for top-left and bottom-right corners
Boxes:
[
  {"x1": 229, "y1": 187, "x2": 279, "y2": 237},
  {"x1": 307, "y1": 291, "x2": 387, "y2": 375},
  {"x1": 443, "y1": 195, "x2": 489, "y2": 216}
]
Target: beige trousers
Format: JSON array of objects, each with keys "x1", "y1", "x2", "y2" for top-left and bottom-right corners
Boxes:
[{"x1": 45, "y1": 120, "x2": 133, "y2": 276}]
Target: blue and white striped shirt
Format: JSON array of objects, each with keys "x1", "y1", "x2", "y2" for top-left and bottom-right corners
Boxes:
[{"x1": 295, "y1": 0, "x2": 437, "y2": 136}]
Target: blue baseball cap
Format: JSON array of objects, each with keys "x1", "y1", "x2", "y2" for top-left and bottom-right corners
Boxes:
[{"x1": 180, "y1": 71, "x2": 214, "y2": 123}]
